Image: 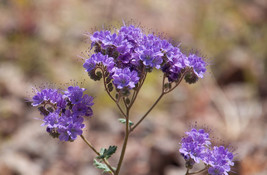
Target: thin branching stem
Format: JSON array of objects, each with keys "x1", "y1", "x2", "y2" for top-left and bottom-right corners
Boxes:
[
  {"x1": 80, "y1": 135, "x2": 115, "y2": 174},
  {"x1": 130, "y1": 92, "x2": 164, "y2": 132},
  {"x1": 116, "y1": 103, "x2": 127, "y2": 118},
  {"x1": 113, "y1": 70, "x2": 188, "y2": 173},
  {"x1": 115, "y1": 106, "x2": 130, "y2": 175},
  {"x1": 101, "y1": 68, "x2": 116, "y2": 102},
  {"x1": 100, "y1": 67, "x2": 127, "y2": 117},
  {"x1": 165, "y1": 68, "x2": 190, "y2": 94},
  {"x1": 128, "y1": 72, "x2": 147, "y2": 109},
  {"x1": 186, "y1": 167, "x2": 208, "y2": 175},
  {"x1": 130, "y1": 75, "x2": 165, "y2": 132}
]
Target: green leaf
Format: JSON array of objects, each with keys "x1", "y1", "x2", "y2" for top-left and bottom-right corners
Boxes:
[
  {"x1": 93, "y1": 159, "x2": 112, "y2": 173},
  {"x1": 97, "y1": 146, "x2": 117, "y2": 159},
  {"x1": 118, "y1": 118, "x2": 134, "y2": 126}
]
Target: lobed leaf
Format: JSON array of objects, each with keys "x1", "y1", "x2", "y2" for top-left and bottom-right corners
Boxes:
[
  {"x1": 97, "y1": 146, "x2": 117, "y2": 159},
  {"x1": 93, "y1": 159, "x2": 113, "y2": 173}
]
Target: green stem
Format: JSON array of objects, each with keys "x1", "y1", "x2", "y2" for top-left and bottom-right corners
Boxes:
[
  {"x1": 115, "y1": 108, "x2": 130, "y2": 175},
  {"x1": 80, "y1": 135, "x2": 115, "y2": 174}
]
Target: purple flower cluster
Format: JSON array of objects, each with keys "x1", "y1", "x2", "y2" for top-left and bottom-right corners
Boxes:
[
  {"x1": 83, "y1": 25, "x2": 207, "y2": 90},
  {"x1": 180, "y1": 128, "x2": 211, "y2": 164},
  {"x1": 31, "y1": 86, "x2": 94, "y2": 141},
  {"x1": 179, "y1": 128, "x2": 234, "y2": 175}
]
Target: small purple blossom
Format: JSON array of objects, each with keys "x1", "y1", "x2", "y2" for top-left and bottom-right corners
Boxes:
[
  {"x1": 139, "y1": 50, "x2": 163, "y2": 69},
  {"x1": 32, "y1": 92, "x2": 44, "y2": 106},
  {"x1": 83, "y1": 53, "x2": 115, "y2": 72},
  {"x1": 90, "y1": 30, "x2": 115, "y2": 49},
  {"x1": 207, "y1": 146, "x2": 234, "y2": 175},
  {"x1": 112, "y1": 68, "x2": 140, "y2": 89},
  {"x1": 58, "y1": 115, "x2": 85, "y2": 141},
  {"x1": 32, "y1": 89, "x2": 65, "y2": 107},
  {"x1": 64, "y1": 86, "x2": 86, "y2": 104},
  {"x1": 179, "y1": 128, "x2": 211, "y2": 163},
  {"x1": 83, "y1": 56, "x2": 97, "y2": 72},
  {"x1": 42, "y1": 112, "x2": 60, "y2": 128},
  {"x1": 186, "y1": 53, "x2": 207, "y2": 78}
]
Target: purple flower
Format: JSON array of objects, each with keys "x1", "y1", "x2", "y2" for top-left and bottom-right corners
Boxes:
[
  {"x1": 87, "y1": 24, "x2": 208, "y2": 87},
  {"x1": 31, "y1": 86, "x2": 94, "y2": 142},
  {"x1": 179, "y1": 129, "x2": 235, "y2": 174},
  {"x1": 186, "y1": 54, "x2": 207, "y2": 78},
  {"x1": 72, "y1": 103, "x2": 88, "y2": 116},
  {"x1": 42, "y1": 112, "x2": 60, "y2": 128},
  {"x1": 58, "y1": 115, "x2": 85, "y2": 141},
  {"x1": 208, "y1": 166, "x2": 225, "y2": 175},
  {"x1": 81, "y1": 94, "x2": 94, "y2": 107},
  {"x1": 83, "y1": 53, "x2": 115, "y2": 72},
  {"x1": 117, "y1": 25, "x2": 143, "y2": 48},
  {"x1": 32, "y1": 89, "x2": 66, "y2": 108},
  {"x1": 179, "y1": 128, "x2": 211, "y2": 163},
  {"x1": 90, "y1": 30, "x2": 116, "y2": 49},
  {"x1": 139, "y1": 50, "x2": 163, "y2": 69},
  {"x1": 32, "y1": 92, "x2": 44, "y2": 106},
  {"x1": 101, "y1": 54, "x2": 115, "y2": 72},
  {"x1": 112, "y1": 68, "x2": 140, "y2": 89},
  {"x1": 83, "y1": 57, "x2": 97, "y2": 72},
  {"x1": 207, "y1": 146, "x2": 234, "y2": 175},
  {"x1": 64, "y1": 86, "x2": 86, "y2": 104}
]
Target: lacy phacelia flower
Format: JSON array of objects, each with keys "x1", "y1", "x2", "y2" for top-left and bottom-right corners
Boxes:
[
  {"x1": 31, "y1": 86, "x2": 94, "y2": 142},
  {"x1": 186, "y1": 53, "x2": 207, "y2": 79},
  {"x1": 179, "y1": 129, "x2": 235, "y2": 175},
  {"x1": 83, "y1": 53, "x2": 114, "y2": 73},
  {"x1": 207, "y1": 146, "x2": 234, "y2": 175},
  {"x1": 83, "y1": 25, "x2": 207, "y2": 90},
  {"x1": 179, "y1": 128, "x2": 211, "y2": 164},
  {"x1": 112, "y1": 68, "x2": 140, "y2": 89}
]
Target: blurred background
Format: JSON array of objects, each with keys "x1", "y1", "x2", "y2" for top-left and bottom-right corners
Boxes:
[{"x1": 0, "y1": 0, "x2": 267, "y2": 174}]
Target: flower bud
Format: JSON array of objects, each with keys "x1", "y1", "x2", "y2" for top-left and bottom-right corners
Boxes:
[{"x1": 184, "y1": 71, "x2": 198, "y2": 84}]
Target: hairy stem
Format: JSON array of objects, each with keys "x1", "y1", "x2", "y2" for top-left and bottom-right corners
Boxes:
[{"x1": 80, "y1": 135, "x2": 115, "y2": 174}]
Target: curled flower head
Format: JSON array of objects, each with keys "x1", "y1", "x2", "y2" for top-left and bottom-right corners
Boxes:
[
  {"x1": 179, "y1": 128, "x2": 235, "y2": 174},
  {"x1": 31, "y1": 86, "x2": 94, "y2": 142},
  {"x1": 186, "y1": 53, "x2": 207, "y2": 79}
]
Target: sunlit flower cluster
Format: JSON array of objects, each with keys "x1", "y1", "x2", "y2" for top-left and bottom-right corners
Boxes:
[
  {"x1": 180, "y1": 128, "x2": 234, "y2": 175},
  {"x1": 31, "y1": 86, "x2": 94, "y2": 141},
  {"x1": 83, "y1": 25, "x2": 207, "y2": 90}
]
